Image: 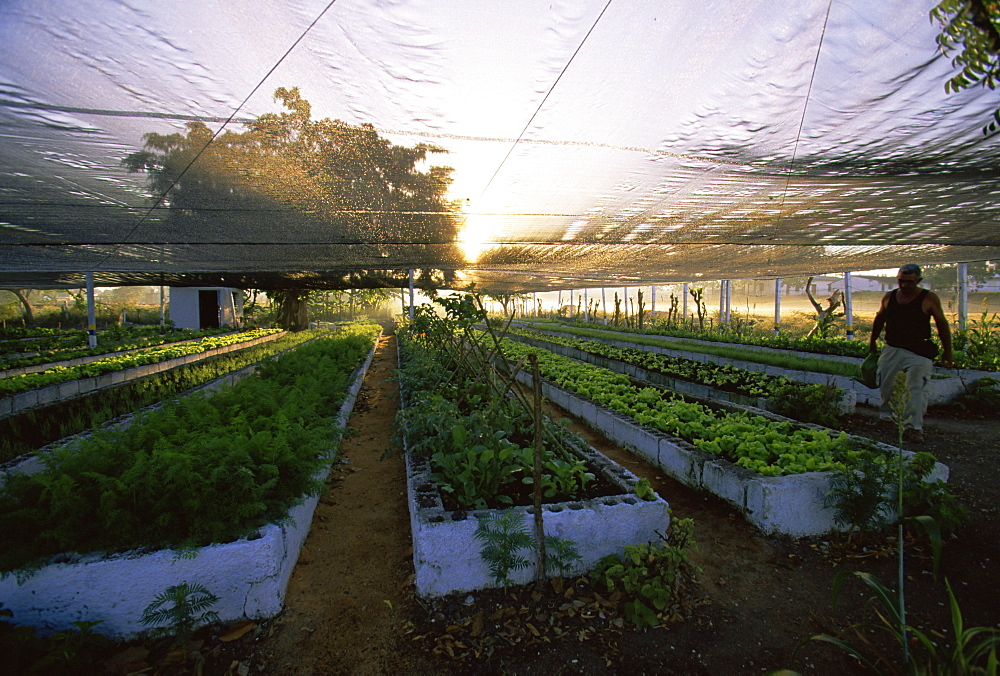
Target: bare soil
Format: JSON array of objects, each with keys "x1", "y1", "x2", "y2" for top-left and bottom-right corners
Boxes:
[{"x1": 99, "y1": 328, "x2": 1000, "y2": 675}]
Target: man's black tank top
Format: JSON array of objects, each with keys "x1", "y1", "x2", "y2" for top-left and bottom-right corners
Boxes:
[{"x1": 884, "y1": 289, "x2": 936, "y2": 359}]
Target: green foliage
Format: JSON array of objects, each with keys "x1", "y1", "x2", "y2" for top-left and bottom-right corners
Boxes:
[
  {"x1": 474, "y1": 510, "x2": 584, "y2": 586},
  {"x1": 802, "y1": 571, "x2": 1000, "y2": 674},
  {"x1": 592, "y1": 518, "x2": 696, "y2": 629},
  {"x1": 634, "y1": 477, "x2": 656, "y2": 501},
  {"x1": 508, "y1": 325, "x2": 845, "y2": 425},
  {"x1": 0, "y1": 325, "x2": 378, "y2": 574},
  {"x1": 825, "y1": 445, "x2": 897, "y2": 540},
  {"x1": 499, "y1": 336, "x2": 857, "y2": 477},
  {"x1": 140, "y1": 582, "x2": 219, "y2": 647},
  {"x1": 0, "y1": 328, "x2": 283, "y2": 397},
  {"x1": 0, "y1": 604, "x2": 111, "y2": 675},
  {"x1": 396, "y1": 295, "x2": 596, "y2": 509},
  {"x1": 931, "y1": 0, "x2": 1000, "y2": 135},
  {"x1": 544, "y1": 535, "x2": 583, "y2": 577},
  {"x1": 953, "y1": 303, "x2": 1000, "y2": 371},
  {"x1": 825, "y1": 446, "x2": 967, "y2": 544},
  {"x1": 0, "y1": 329, "x2": 325, "y2": 464},
  {"x1": 474, "y1": 510, "x2": 535, "y2": 587}
]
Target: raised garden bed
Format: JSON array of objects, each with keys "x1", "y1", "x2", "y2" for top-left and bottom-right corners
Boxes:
[
  {"x1": 512, "y1": 366, "x2": 949, "y2": 537},
  {"x1": 0, "y1": 330, "x2": 379, "y2": 638},
  {"x1": 0, "y1": 330, "x2": 285, "y2": 419},
  {"x1": 393, "y1": 306, "x2": 672, "y2": 599},
  {"x1": 503, "y1": 329, "x2": 856, "y2": 418},
  {"x1": 515, "y1": 322, "x2": 988, "y2": 407}
]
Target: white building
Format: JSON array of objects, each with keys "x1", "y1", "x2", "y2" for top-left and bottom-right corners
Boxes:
[{"x1": 169, "y1": 287, "x2": 243, "y2": 329}]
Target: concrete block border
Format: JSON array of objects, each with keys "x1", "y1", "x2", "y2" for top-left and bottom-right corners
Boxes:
[
  {"x1": 517, "y1": 372, "x2": 949, "y2": 537},
  {"x1": 515, "y1": 323, "x2": 992, "y2": 408},
  {"x1": 0, "y1": 334, "x2": 379, "y2": 638},
  {"x1": 0, "y1": 331, "x2": 287, "y2": 420},
  {"x1": 397, "y1": 344, "x2": 671, "y2": 599}
]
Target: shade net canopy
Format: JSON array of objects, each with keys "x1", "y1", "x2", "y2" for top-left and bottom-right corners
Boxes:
[{"x1": 1, "y1": 0, "x2": 999, "y2": 292}]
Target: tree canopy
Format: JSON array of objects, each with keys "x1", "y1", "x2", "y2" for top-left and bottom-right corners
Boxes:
[
  {"x1": 931, "y1": 0, "x2": 1000, "y2": 135},
  {"x1": 123, "y1": 87, "x2": 461, "y2": 328}
]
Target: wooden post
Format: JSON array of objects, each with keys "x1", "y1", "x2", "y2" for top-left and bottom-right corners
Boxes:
[{"x1": 529, "y1": 353, "x2": 546, "y2": 582}]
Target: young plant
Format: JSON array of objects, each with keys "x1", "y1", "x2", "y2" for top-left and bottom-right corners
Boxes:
[
  {"x1": 544, "y1": 535, "x2": 583, "y2": 578},
  {"x1": 591, "y1": 517, "x2": 696, "y2": 629},
  {"x1": 802, "y1": 572, "x2": 1000, "y2": 674},
  {"x1": 474, "y1": 510, "x2": 535, "y2": 588},
  {"x1": 140, "y1": 582, "x2": 220, "y2": 648}
]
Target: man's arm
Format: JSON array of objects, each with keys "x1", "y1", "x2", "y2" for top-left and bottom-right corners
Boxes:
[
  {"x1": 925, "y1": 291, "x2": 953, "y2": 367},
  {"x1": 869, "y1": 294, "x2": 889, "y2": 353}
]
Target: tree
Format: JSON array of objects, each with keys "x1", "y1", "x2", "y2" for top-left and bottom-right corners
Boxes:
[
  {"x1": 931, "y1": 0, "x2": 1000, "y2": 135},
  {"x1": 12, "y1": 289, "x2": 34, "y2": 324},
  {"x1": 123, "y1": 87, "x2": 460, "y2": 329},
  {"x1": 920, "y1": 260, "x2": 995, "y2": 290}
]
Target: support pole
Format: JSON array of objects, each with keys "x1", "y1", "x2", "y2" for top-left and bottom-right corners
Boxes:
[
  {"x1": 408, "y1": 269, "x2": 415, "y2": 320},
  {"x1": 601, "y1": 288, "x2": 607, "y2": 323},
  {"x1": 682, "y1": 282, "x2": 689, "y2": 320},
  {"x1": 844, "y1": 272, "x2": 855, "y2": 340},
  {"x1": 570, "y1": 289, "x2": 575, "y2": 319},
  {"x1": 724, "y1": 280, "x2": 731, "y2": 325},
  {"x1": 86, "y1": 272, "x2": 97, "y2": 347},
  {"x1": 159, "y1": 286, "x2": 166, "y2": 327},
  {"x1": 584, "y1": 288, "x2": 589, "y2": 322},
  {"x1": 774, "y1": 278, "x2": 781, "y2": 336},
  {"x1": 958, "y1": 262, "x2": 968, "y2": 333}
]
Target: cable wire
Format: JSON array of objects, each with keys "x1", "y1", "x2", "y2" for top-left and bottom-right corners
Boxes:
[{"x1": 96, "y1": 0, "x2": 341, "y2": 269}]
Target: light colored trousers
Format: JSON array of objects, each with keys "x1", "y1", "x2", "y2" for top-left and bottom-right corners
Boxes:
[{"x1": 877, "y1": 346, "x2": 933, "y2": 431}]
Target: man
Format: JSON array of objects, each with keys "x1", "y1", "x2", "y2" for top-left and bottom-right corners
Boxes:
[{"x1": 868, "y1": 264, "x2": 953, "y2": 443}]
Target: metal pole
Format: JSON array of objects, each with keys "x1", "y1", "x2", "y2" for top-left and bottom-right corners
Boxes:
[
  {"x1": 159, "y1": 286, "x2": 166, "y2": 327},
  {"x1": 584, "y1": 288, "x2": 589, "y2": 322},
  {"x1": 724, "y1": 280, "x2": 731, "y2": 324},
  {"x1": 570, "y1": 289, "x2": 575, "y2": 319},
  {"x1": 958, "y1": 262, "x2": 968, "y2": 333},
  {"x1": 601, "y1": 288, "x2": 607, "y2": 323},
  {"x1": 408, "y1": 269, "x2": 415, "y2": 320},
  {"x1": 86, "y1": 272, "x2": 97, "y2": 347},
  {"x1": 682, "y1": 282, "x2": 689, "y2": 320},
  {"x1": 774, "y1": 278, "x2": 781, "y2": 336},
  {"x1": 650, "y1": 285, "x2": 656, "y2": 319},
  {"x1": 844, "y1": 272, "x2": 855, "y2": 340}
]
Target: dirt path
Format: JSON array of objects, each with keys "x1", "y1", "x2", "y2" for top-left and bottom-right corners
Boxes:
[
  {"x1": 245, "y1": 333, "x2": 999, "y2": 674},
  {"x1": 253, "y1": 332, "x2": 433, "y2": 674}
]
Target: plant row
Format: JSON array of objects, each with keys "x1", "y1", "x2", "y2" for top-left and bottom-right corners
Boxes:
[
  {"x1": 396, "y1": 298, "x2": 605, "y2": 511},
  {"x1": 560, "y1": 314, "x2": 999, "y2": 372},
  {"x1": 503, "y1": 326, "x2": 845, "y2": 426},
  {"x1": 0, "y1": 329, "x2": 281, "y2": 398},
  {"x1": 0, "y1": 326, "x2": 233, "y2": 370},
  {"x1": 0, "y1": 329, "x2": 329, "y2": 465},
  {"x1": 495, "y1": 336, "x2": 877, "y2": 477},
  {"x1": 0, "y1": 323, "x2": 380, "y2": 575},
  {"x1": 517, "y1": 321, "x2": 859, "y2": 378}
]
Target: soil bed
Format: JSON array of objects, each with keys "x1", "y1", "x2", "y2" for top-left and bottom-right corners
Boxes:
[{"x1": 41, "y1": 328, "x2": 999, "y2": 674}]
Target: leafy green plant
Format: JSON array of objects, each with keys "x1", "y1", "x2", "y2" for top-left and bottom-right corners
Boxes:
[
  {"x1": 825, "y1": 445, "x2": 897, "y2": 543},
  {"x1": 592, "y1": 517, "x2": 696, "y2": 629},
  {"x1": 0, "y1": 328, "x2": 283, "y2": 397},
  {"x1": 0, "y1": 329, "x2": 324, "y2": 464},
  {"x1": 0, "y1": 603, "x2": 111, "y2": 675},
  {"x1": 544, "y1": 535, "x2": 583, "y2": 577},
  {"x1": 802, "y1": 571, "x2": 1000, "y2": 674},
  {"x1": 474, "y1": 510, "x2": 535, "y2": 587},
  {"x1": 0, "y1": 325, "x2": 379, "y2": 574},
  {"x1": 140, "y1": 582, "x2": 220, "y2": 647}
]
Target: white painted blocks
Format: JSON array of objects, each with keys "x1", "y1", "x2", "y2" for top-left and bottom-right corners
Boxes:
[
  {"x1": 744, "y1": 473, "x2": 839, "y2": 536},
  {"x1": 656, "y1": 438, "x2": 706, "y2": 486},
  {"x1": 405, "y1": 447, "x2": 672, "y2": 598},
  {"x1": 0, "y1": 335, "x2": 379, "y2": 638}
]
